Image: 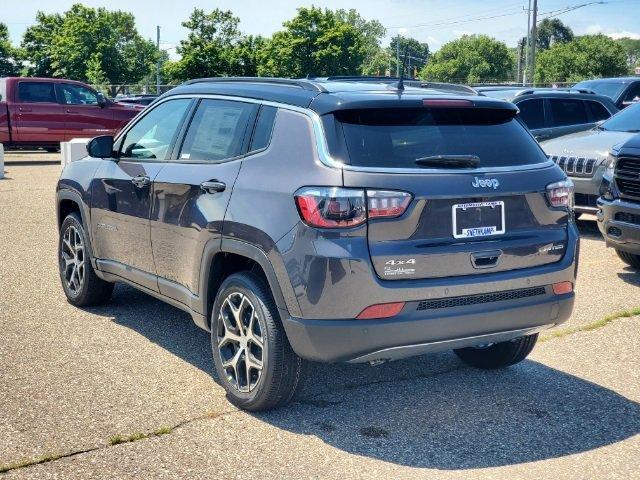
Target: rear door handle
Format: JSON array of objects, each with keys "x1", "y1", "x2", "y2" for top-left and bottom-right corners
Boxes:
[
  {"x1": 18, "y1": 107, "x2": 32, "y2": 113},
  {"x1": 66, "y1": 109, "x2": 79, "y2": 114},
  {"x1": 131, "y1": 175, "x2": 151, "y2": 188},
  {"x1": 201, "y1": 180, "x2": 226, "y2": 194}
]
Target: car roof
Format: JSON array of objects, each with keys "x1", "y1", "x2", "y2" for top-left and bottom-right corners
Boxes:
[
  {"x1": 575, "y1": 77, "x2": 640, "y2": 84},
  {"x1": 162, "y1": 77, "x2": 515, "y2": 115}
]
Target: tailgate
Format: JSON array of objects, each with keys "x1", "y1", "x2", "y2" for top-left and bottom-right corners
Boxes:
[{"x1": 345, "y1": 166, "x2": 569, "y2": 280}]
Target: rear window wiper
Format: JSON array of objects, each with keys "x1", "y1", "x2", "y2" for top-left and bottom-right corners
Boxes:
[{"x1": 414, "y1": 155, "x2": 480, "y2": 168}]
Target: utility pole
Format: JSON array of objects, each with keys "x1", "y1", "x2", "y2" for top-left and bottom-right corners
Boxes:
[
  {"x1": 396, "y1": 34, "x2": 401, "y2": 77},
  {"x1": 529, "y1": 0, "x2": 538, "y2": 86},
  {"x1": 156, "y1": 26, "x2": 161, "y2": 94},
  {"x1": 517, "y1": 40, "x2": 523, "y2": 84},
  {"x1": 524, "y1": 2, "x2": 531, "y2": 85}
]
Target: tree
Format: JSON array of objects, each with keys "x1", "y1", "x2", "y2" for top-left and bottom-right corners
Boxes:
[
  {"x1": 421, "y1": 35, "x2": 514, "y2": 83},
  {"x1": 0, "y1": 22, "x2": 21, "y2": 77},
  {"x1": 165, "y1": 8, "x2": 246, "y2": 82},
  {"x1": 20, "y1": 4, "x2": 158, "y2": 88},
  {"x1": 536, "y1": 18, "x2": 574, "y2": 50},
  {"x1": 535, "y1": 34, "x2": 628, "y2": 83},
  {"x1": 20, "y1": 12, "x2": 63, "y2": 77},
  {"x1": 616, "y1": 37, "x2": 640, "y2": 73},
  {"x1": 257, "y1": 7, "x2": 366, "y2": 77},
  {"x1": 335, "y1": 9, "x2": 386, "y2": 73},
  {"x1": 389, "y1": 36, "x2": 429, "y2": 75}
]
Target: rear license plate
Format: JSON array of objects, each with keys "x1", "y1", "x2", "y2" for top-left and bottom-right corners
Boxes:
[{"x1": 452, "y1": 201, "x2": 505, "y2": 239}]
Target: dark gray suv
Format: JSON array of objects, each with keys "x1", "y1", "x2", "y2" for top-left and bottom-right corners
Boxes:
[{"x1": 56, "y1": 78, "x2": 579, "y2": 410}]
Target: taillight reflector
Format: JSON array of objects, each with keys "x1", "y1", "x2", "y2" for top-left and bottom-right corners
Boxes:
[
  {"x1": 546, "y1": 179, "x2": 574, "y2": 209},
  {"x1": 356, "y1": 302, "x2": 406, "y2": 320},
  {"x1": 552, "y1": 281, "x2": 573, "y2": 295}
]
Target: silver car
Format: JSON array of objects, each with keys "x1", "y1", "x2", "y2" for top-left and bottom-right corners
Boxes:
[{"x1": 541, "y1": 102, "x2": 640, "y2": 215}]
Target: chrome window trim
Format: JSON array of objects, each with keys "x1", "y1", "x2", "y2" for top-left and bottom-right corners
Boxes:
[{"x1": 132, "y1": 93, "x2": 555, "y2": 174}]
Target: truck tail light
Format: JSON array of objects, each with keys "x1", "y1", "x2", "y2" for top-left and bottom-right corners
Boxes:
[
  {"x1": 294, "y1": 188, "x2": 412, "y2": 228},
  {"x1": 552, "y1": 281, "x2": 573, "y2": 295},
  {"x1": 546, "y1": 179, "x2": 574, "y2": 209}
]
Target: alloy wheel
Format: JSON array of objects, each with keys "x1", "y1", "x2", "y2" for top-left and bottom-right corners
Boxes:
[
  {"x1": 217, "y1": 292, "x2": 265, "y2": 393},
  {"x1": 61, "y1": 225, "x2": 85, "y2": 295}
]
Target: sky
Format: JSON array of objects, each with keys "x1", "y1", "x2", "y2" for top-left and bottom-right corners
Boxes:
[{"x1": 3, "y1": 0, "x2": 640, "y2": 56}]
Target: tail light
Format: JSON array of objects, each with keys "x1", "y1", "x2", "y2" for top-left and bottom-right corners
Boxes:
[
  {"x1": 294, "y1": 187, "x2": 412, "y2": 228},
  {"x1": 546, "y1": 179, "x2": 574, "y2": 209},
  {"x1": 356, "y1": 302, "x2": 405, "y2": 319}
]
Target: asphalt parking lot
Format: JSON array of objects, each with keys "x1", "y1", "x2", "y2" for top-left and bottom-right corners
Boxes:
[{"x1": 1, "y1": 159, "x2": 639, "y2": 479}]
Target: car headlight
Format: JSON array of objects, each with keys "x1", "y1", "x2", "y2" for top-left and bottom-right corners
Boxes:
[{"x1": 603, "y1": 154, "x2": 616, "y2": 180}]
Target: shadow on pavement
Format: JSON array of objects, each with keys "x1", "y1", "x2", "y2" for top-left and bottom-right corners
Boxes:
[
  {"x1": 97, "y1": 284, "x2": 640, "y2": 470},
  {"x1": 576, "y1": 217, "x2": 603, "y2": 241},
  {"x1": 618, "y1": 266, "x2": 640, "y2": 287}
]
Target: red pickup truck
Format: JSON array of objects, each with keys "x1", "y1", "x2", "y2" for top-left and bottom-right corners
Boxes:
[{"x1": 0, "y1": 77, "x2": 144, "y2": 151}]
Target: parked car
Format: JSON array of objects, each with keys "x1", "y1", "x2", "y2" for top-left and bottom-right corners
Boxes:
[
  {"x1": 476, "y1": 87, "x2": 618, "y2": 141},
  {"x1": 597, "y1": 133, "x2": 640, "y2": 267},
  {"x1": 541, "y1": 102, "x2": 640, "y2": 215},
  {"x1": 0, "y1": 77, "x2": 143, "y2": 151},
  {"x1": 572, "y1": 77, "x2": 640, "y2": 109},
  {"x1": 116, "y1": 94, "x2": 159, "y2": 106},
  {"x1": 56, "y1": 77, "x2": 578, "y2": 411}
]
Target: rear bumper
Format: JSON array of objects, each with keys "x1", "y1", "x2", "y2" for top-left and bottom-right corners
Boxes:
[
  {"x1": 597, "y1": 197, "x2": 640, "y2": 254},
  {"x1": 282, "y1": 290, "x2": 574, "y2": 363}
]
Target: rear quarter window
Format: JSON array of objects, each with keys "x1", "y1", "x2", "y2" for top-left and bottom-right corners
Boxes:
[
  {"x1": 17, "y1": 82, "x2": 57, "y2": 103},
  {"x1": 328, "y1": 107, "x2": 548, "y2": 169}
]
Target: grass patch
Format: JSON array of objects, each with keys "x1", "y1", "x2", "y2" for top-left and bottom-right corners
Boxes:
[
  {"x1": 541, "y1": 307, "x2": 640, "y2": 342},
  {"x1": 108, "y1": 435, "x2": 125, "y2": 445},
  {"x1": 0, "y1": 452, "x2": 64, "y2": 473},
  {"x1": 153, "y1": 426, "x2": 172, "y2": 436}
]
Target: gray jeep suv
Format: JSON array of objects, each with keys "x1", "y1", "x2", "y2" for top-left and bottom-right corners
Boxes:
[{"x1": 56, "y1": 78, "x2": 578, "y2": 411}]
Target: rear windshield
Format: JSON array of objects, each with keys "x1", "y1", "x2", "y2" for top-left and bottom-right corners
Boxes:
[
  {"x1": 331, "y1": 108, "x2": 548, "y2": 169},
  {"x1": 574, "y1": 81, "x2": 626, "y2": 100}
]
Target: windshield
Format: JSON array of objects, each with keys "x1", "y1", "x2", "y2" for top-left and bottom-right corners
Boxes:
[
  {"x1": 600, "y1": 102, "x2": 640, "y2": 133},
  {"x1": 574, "y1": 80, "x2": 626, "y2": 100},
  {"x1": 331, "y1": 107, "x2": 548, "y2": 169}
]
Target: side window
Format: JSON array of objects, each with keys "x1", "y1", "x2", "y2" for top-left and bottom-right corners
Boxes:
[
  {"x1": 179, "y1": 99, "x2": 256, "y2": 162},
  {"x1": 120, "y1": 99, "x2": 191, "y2": 160},
  {"x1": 623, "y1": 83, "x2": 640, "y2": 104},
  {"x1": 516, "y1": 99, "x2": 545, "y2": 129},
  {"x1": 249, "y1": 106, "x2": 278, "y2": 152},
  {"x1": 59, "y1": 83, "x2": 98, "y2": 105},
  {"x1": 17, "y1": 82, "x2": 57, "y2": 103},
  {"x1": 549, "y1": 99, "x2": 589, "y2": 126},
  {"x1": 586, "y1": 101, "x2": 612, "y2": 122}
]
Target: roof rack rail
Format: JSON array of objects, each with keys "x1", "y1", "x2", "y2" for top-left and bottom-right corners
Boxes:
[
  {"x1": 570, "y1": 87, "x2": 596, "y2": 95},
  {"x1": 419, "y1": 82, "x2": 478, "y2": 95},
  {"x1": 182, "y1": 77, "x2": 327, "y2": 93},
  {"x1": 321, "y1": 75, "x2": 419, "y2": 82}
]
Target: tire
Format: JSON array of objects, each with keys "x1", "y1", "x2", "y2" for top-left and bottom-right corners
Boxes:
[
  {"x1": 210, "y1": 271, "x2": 305, "y2": 411},
  {"x1": 453, "y1": 333, "x2": 538, "y2": 370},
  {"x1": 616, "y1": 249, "x2": 640, "y2": 268},
  {"x1": 58, "y1": 213, "x2": 114, "y2": 306}
]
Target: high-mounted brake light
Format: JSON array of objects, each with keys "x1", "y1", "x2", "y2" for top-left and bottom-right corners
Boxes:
[
  {"x1": 294, "y1": 188, "x2": 412, "y2": 229},
  {"x1": 423, "y1": 99, "x2": 474, "y2": 107},
  {"x1": 546, "y1": 179, "x2": 574, "y2": 209}
]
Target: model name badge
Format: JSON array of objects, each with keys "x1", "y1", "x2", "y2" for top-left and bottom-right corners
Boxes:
[
  {"x1": 97, "y1": 222, "x2": 117, "y2": 232},
  {"x1": 383, "y1": 258, "x2": 416, "y2": 276},
  {"x1": 471, "y1": 177, "x2": 500, "y2": 189}
]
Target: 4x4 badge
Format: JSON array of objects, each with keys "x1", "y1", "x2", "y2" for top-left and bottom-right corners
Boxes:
[{"x1": 472, "y1": 177, "x2": 500, "y2": 189}]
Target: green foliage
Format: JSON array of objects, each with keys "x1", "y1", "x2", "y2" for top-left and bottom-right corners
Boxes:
[
  {"x1": 20, "y1": 4, "x2": 158, "y2": 86},
  {"x1": 165, "y1": 8, "x2": 250, "y2": 82},
  {"x1": 536, "y1": 18, "x2": 574, "y2": 50},
  {"x1": 421, "y1": 35, "x2": 514, "y2": 83},
  {"x1": 335, "y1": 9, "x2": 386, "y2": 73},
  {"x1": 535, "y1": 34, "x2": 628, "y2": 83},
  {"x1": 389, "y1": 36, "x2": 429, "y2": 75},
  {"x1": 616, "y1": 37, "x2": 640, "y2": 73},
  {"x1": 257, "y1": 7, "x2": 366, "y2": 77},
  {"x1": 0, "y1": 22, "x2": 21, "y2": 77}
]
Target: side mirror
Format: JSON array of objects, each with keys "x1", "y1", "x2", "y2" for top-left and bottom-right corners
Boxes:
[
  {"x1": 87, "y1": 135, "x2": 115, "y2": 159},
  {"x1": 96, "y1": 92, "x2": 107, "y2": 108}
]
